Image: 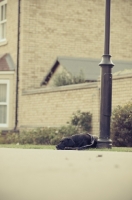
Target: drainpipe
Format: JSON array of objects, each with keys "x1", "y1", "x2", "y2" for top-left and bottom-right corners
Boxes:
[{"x1": 14, "y1": 0, "x2": 21, "y2": 131}]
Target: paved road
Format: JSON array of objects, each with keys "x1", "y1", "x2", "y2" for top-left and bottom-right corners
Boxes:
[{"x1": 0, "y1": 148, "x2": 132, "y2": 200}]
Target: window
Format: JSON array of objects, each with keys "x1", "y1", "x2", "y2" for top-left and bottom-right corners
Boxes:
[
  {"x1": 0, "y1": 0, "x2": 7, "y2": 43},
  {"x1": 0, "y1": 80, "x2": 9, "y2": 127}
]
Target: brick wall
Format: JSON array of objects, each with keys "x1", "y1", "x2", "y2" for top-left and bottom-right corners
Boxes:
[
  {"x1": 0, "y1": 0, "x2": 131, "y2": 132},
  {"x1": 18, "y1": 0, "x2": 132, "y2": 132},
  {"x1": 20, "y1": 83, "x2": 100, "y2": 134},
  {"x1": 111, "y1": 0, "x2": 132, "y2": 59},
  {"x1": 19, "y1": 0, "x2": 132, "y2": 91},
  {"x1": 19, "y1": 74, "x2": 132, "y2": 136},
  {"x1": 112, "y1": 75, "x2": 132, "y2": 108}
]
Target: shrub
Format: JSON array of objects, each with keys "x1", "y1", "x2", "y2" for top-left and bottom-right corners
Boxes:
[
  {"x1": 53, "y1": 70, "x2": 85, "y2": 86},
  {"x1": 58, "y1": 125, "x2": 78, "y2": 137},
  {"x1": 68, "y1": 110, "x2": 92, "y2": 132},
  {"x1": 19, "y1": 128, "x2": 57, "y2": 145},
  {"x1": 0, "y1": 111, "x2": 92, "y2": 145},
  {"x1": 0, "y1": 125, "x2": 78, "y2": 145},
  {"x1": 0, "y1": 132, "x2": 19, "y2": 144},
  {"x1": 19, "y1": 130, "x2": 33, "y2": 144},
  {"x1": 111, "y1": 102, "x2": 132, "y2": 147}
]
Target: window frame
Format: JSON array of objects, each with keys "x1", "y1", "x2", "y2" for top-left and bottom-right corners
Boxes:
[
  {"x1": 0, "y1": 79, "x2": 9, "y2": 127},
  {"x1": 0, "y1": 0, "x2": 7, "y2": 44}
]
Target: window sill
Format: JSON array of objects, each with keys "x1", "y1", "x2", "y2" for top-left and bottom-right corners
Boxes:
[
  {"x1": 0, "y1": 124, "x2": 8, "y2": 128},
  {"x1": 0, "y1": 39, "x2": 8, "y2": 46}
]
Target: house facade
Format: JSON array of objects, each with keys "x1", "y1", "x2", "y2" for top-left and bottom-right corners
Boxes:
[{"x1": 0, "y1": 0, "x2": 132, "y2": 135}]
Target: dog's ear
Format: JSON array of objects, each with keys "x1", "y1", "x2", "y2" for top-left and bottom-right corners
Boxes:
[{"x1": 66, "y1": 138, "x2": 75, "y2": 147}]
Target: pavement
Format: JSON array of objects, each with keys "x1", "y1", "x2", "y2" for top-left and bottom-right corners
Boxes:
[{"x1": 0, "y1": 148, "x2": 132, "y2": 200}]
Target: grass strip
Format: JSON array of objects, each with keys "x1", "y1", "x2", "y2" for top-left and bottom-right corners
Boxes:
[{"x1": 0, "y1": 144, "x2": 132, "y2": 152}]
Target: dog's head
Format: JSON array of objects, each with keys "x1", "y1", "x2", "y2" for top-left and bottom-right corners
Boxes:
[{"x1": 56, "y1": 137, "x2": 75, "y2": 150}]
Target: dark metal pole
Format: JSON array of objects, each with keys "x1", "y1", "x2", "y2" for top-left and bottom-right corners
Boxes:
[{"x1": 97, "y1": 0, "x2": 114, "y2": 148}]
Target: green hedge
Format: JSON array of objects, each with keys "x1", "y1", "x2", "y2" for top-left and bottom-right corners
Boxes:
[
  {"x1": 0, "y1": 110, "x2": 92, "y2": 145},
  {"x1": 111, "y1": 102, "x2": 132, "y2": 147},
  {"x1": 0, "y1": 125, "x2": 78, "y2": 145}
]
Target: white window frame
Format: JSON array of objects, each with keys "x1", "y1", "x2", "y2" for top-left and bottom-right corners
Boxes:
[
  {"x1": 0, "y1": 0, "x2": 7, "y2": 44},
  {"x1": 0, "y1": 79, "x2": 9, "y2": 127}
]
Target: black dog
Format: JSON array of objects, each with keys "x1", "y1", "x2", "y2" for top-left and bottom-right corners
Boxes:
[{"x1": 56, "y1": 133, "x2": 98, "y2": 150}]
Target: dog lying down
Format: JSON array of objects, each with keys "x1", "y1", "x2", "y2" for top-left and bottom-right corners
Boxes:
[{"x1": 56, "y1": 133, "x2": 98, "y2": 150}]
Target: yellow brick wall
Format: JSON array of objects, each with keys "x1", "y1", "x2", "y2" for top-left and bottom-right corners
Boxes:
[
  {"x1": 19, "y1": 0, "x2": 132, "y2": 91},
  {"x1": 18, "y1": 0, "x2": 132, "y2": 134},
  {"x1": 20, "y1": 74, "x2": 132, "y2": 136},
  {"x1": 20, "y1": 83, "x2": 100, "y2": 135},
  {"x1": 111, "y1": 0, "x2": 132, "y2": 59},
  {"x1": 112, "y1": 75, "x2": 132, "y2": 108},
  {"x1": 0, "y1": 0, "x2": 132, "y2": 133}
]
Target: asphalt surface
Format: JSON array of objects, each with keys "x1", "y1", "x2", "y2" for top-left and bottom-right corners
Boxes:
[{"x1": 0, "y1": 148, "x2": 132, "y2": 200}]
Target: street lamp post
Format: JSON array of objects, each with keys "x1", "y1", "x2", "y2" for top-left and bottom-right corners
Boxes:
[{"x1": 97, "y1": 0, "x2": 114, "y2": 148}]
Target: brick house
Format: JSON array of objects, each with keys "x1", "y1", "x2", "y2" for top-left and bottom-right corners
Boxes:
[{"x1": 0, "y1": 0, "x2": 132, "y2": 134}]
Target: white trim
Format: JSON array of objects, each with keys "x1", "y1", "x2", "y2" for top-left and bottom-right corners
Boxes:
[
  {"x1": 0, "y1": 71, "x2": 14, "y2": 75},
  {"x1": 0, "y1": 39, "x2": 7, "y2": 46},
  {"x1": 0, "y1": 79, "x2": 9, "y2": 127}
]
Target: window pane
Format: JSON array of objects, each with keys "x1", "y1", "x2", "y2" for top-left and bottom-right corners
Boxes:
[
  {"x1": 0, "y1": 4, "x2": 6, "y2": 21},
  {"x1": 1, "y1": 5, "x2": 3, "y2": 21},
  {"x1": 0, "y1": 3, "x2": 7, "y2": 40},
  {"x1": 4, "y1": 4, "x2": 6, "y2": 20},
  {"x1": 0, "y1": 22, "x2": 6, "y2": 40},
  {"x1": 1, "y1": 24, "x2": 4, "y2": 39},
  {"x1": 0, "y1": 105, "x2": 7, "y2": 123},
  {"x1": 0, "y1": 84, "x2": 7, "y2": 102},
  {"x1": 2, "y1": 23, "x2": 4, "y2": 38}
]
